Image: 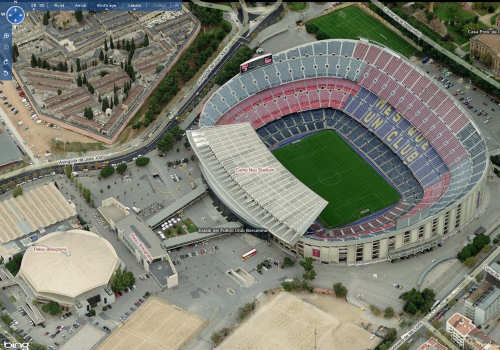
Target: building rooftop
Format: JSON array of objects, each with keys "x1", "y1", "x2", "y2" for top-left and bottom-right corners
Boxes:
[
  {"x1": 115, "y1": 214, "x2": 164, "y2": 261},
  {"x1": 472, "y1": 34, "x2": 500, "y2": 56},
  {"x1": 0, "y1": 131, "x2": 23, "y2": 167},
  {"x1": 98, "y1": 203, "x2": 128, "y2": 224},
  {"x1": 0, "y1": 182, "x2": 77, "y2": 244},
  {"x1": 447, "y1": 313, "x2": 476, "y2": 337},
  {"x1": 145, "y1": 178, "x2": 207, "y2": 228},
  {"x1": 417, "y1": 337, "x2": 448, "y2": 350},
  {"x1": 19, "y1": 229, "x2": 119, "y2": 299},
  {"x1": 477, "y1": 287, "x2": 500, "y2": 311},
  {"x1": 188, "y1": 123, "x2": 328, "y2": 245},
  {"x1": 467, "y1": 328, "x2": 498, "y2": 350}
]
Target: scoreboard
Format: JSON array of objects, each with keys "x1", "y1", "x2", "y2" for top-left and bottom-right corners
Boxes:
[{"x1": 240, "y1": 54, "x2": 273, "y2": 74}]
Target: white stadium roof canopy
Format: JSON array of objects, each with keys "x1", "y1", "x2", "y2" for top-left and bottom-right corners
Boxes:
[{"x1": 188, "y1": 122, "x2": 327, "y2": 245}]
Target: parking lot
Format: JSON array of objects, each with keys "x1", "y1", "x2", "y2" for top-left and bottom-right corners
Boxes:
[
  {"x1": 0, "y1": 80, "x2": 97, "y2": 163},
  {"x1": 411, "y1": 58, "x2": 500, "y2": 151}
]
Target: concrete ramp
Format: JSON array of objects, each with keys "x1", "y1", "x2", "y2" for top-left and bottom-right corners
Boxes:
[{"x1": 226, "y1": 267, "x2": 256, "y2": 288}]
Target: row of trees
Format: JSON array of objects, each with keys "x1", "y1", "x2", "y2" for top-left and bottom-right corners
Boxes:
[
  {"x1": 30, "y1": 54, "x2": 69, "y2": 72},
  {"x1": 133, "y1": 7, "x2": 231, "y2": 129},
  {"x1": 189, "y1": 3, "x2": 224, "y2": 25},
  {"x1": 13, "y1": 185, "x2": 22, "y2": 198},
  {"x1": 157, "y1": 126, "x2": 184, "y2": 154},
  {"x1": 65, "y1": 166, "x2": 93, "y2": 205},
  {"x1": 304, "y1": 22, "x2": 329, "y2": 40},
  {"x1": 458, "y1": 234, "x2": 490, "y2": 262},
  {"x1": 369, "y1": 3, "x2": 500, "y2": 97},
  {"x1": 136, "y1": 157, "x2": 150, "y2": 166},
  {"x1": 215, "y1": 46, "x2": 254, "y2": 85}
]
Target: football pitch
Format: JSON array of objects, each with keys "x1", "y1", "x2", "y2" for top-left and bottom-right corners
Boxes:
[
  {"x1": 307, "y1": 5, "x2": 417, "y2": 57},
  {"x1": 272, "y1": 130, "x2": 400, "y2": 228}
]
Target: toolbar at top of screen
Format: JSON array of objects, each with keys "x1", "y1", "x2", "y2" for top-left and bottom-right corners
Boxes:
[{"x1": 0, "y1": 0, "x2": 181, "y2": 11}]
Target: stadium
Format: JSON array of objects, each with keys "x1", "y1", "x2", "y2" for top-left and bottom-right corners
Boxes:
[{"x1": 187, "y1": 39, "x2": 489, "y2": 265}]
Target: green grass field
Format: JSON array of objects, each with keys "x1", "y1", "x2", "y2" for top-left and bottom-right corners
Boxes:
[
  {"x1": 288, "y1": 2, "x2": 307, "y2": 12},
  {"x1": 307, "y1": 5, "x2": 417, "y2": 57},
  {"x1": 272, "y1": 130, "x2": 400, "y2": 228}
]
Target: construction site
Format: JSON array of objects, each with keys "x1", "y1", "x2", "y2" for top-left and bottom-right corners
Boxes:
[{"x1": 216, "y1": 292, "x2": 381, "y2": 350}]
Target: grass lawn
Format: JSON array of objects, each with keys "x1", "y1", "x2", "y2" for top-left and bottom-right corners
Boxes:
[
  {"x1": 491, "y1": 13, "x2": 500, "y2": 25},
  {"x1": 307, "y1": 5, "x2": 417, "y2": 57},
  {"x1": 434, "y1": 2, "x2": 477, "y2": 23},
  {"x1": 51, "y1": 140, "x2": 106, "y2": 154},
  {"x1": 288, "y1": 2, "x2": 307, "y2": 12},
  {"x1": 273, "y1": 130, "x2": 400, "y2": 228},
  {"x1": 183, "y1": 218, "x2": 198, "y2": 233}
]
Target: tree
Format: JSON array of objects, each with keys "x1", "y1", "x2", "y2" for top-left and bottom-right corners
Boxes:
[
  {"x1": 384, "y1": 307, "x2": 394, "y2": 318},
  {"x1": 104, "y1": 38, "x2": 108, "y2": 52},
  {"x1": 100, "y1": 166, "x2": 114, "y2": 178},
  {"x1": 99, "y1": 49, "x2": 104, "y2": 62},
  {"x1": 110, "y1": 267, "x2": 135, "y2": 293},
  {"x1": 143, "y1": 34, "x2": 149, "y2": 47},
  {"x1": 83, "y1": 107, "x2": 93, "y2": 120},
  {"x1": 333, "y1": 282, "x2": 348, "y2": 298},
  {"x1": 88, "y1": 83, "x2": 94, "y2": 94},
  {"x1": 157, "y1": 132, "x2": 175, "y2": 154},
  {"x1": 82, "y1": 74, "x2": 87, "y2": 85},
  {"x1": 65, "y1": 165, "x2": 72, "y2": 179},
  {"x1": 102, "y1": 96, "x2": 109, "y2": 112},
  {"x1": 117, "y1": 40, "x2": 121, "y2": 50},
  {"x1": 76, "y1": 58, "x2": 81, "y2": 72},
  {"x1": 74, "y1": 10, "x2": 83, "y2": 22},
  {"x1": 299, "y1": 257, "x2": 313, "y2": 272},
  {"x1": 57, "y1": 89, "x2": 62, "y2": 95},
  {"x1": 13, "y1": 185, "x2": 23, "y2": 198},
  {"x1": 110, "y1": 36, "x2": 114, "y2": 50},
  {"x1": 12, "y1": 43, "x2": 19, "y2": 63},
  {"x1": 135, "y1": 157, "x2": 150, "y2": 166},
  {"x1": 400, "y1": 288, "x2": 435, "y2": 315},
  {"x1": 104, "y1": 54, "x2": 108, "y2": 65},
  {"x1": 31, "y1": 54, "x2": 37, "y2": 67},
  {"x1": 43, "y1": 11, "x2": 49, "y2": 25},
  {"x1": 41, "y1": 301, "x2": 61, "y2": 315},
  {"x1": 116, "y1": 163, "x2": 127, "y2": 174},
  {"x1": 303, "y1": 269, "x2": 316, "y2": 280},
  {"x1": 282, "y1": 256, "x2": 295, "y2": 267},
  {"x1": 5, "y1": 253, "x2": 23, "y2": 276}
]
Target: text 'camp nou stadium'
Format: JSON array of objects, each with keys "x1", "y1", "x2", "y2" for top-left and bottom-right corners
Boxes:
[{"x1": 187, "y1": 39, "x2": 489, "y2": 265}]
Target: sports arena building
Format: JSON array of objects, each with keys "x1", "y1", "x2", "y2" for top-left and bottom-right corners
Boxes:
[
  {"x1": 188, "y1": 39, "x2": 489, "y2": 265},
  {"x1": 18, "y1": 229, "x2": 120, "y2": 313}
]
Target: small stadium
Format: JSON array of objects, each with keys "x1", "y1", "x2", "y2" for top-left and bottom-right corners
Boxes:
[{"x1": 188, "y1": 39, "x2": 488, "y2": 265}]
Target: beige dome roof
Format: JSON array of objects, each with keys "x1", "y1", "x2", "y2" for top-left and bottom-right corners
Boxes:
[{"x1": 20, "y1": 229, "x2": 119, "y2": 299}]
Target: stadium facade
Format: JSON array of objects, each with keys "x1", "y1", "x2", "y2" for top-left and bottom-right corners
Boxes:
[{"x1": 188, "y1": 39, "x2": 489, "y2": 265}]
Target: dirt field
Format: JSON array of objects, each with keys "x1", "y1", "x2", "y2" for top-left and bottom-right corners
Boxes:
[
  {"x1": 216, "y1": 292, "x2": 379, "y2": 350},
  {"x1": 97, "y1": 297, "x2": 205, "y2": 350},
  {"x1": 1, "y1": 80, "x2": 99, "y2": 160}
]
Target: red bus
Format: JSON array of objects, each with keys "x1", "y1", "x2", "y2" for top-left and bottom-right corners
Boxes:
[{"x1": 242, "y1": 249, "x2": 257, "y2": 261}]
